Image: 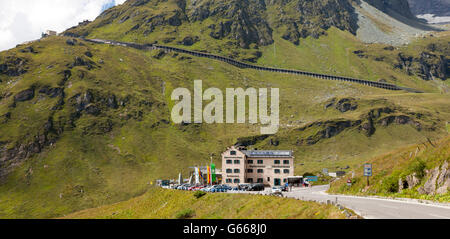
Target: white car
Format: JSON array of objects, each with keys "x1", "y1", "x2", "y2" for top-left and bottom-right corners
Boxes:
[{"x1": 271, "y1": 187, "x2": 282, "y2": 194}]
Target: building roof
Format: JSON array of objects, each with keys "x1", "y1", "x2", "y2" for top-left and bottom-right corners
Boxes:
[{"x1": 242, "y1": 150, "x2": 293, "y2": 158}]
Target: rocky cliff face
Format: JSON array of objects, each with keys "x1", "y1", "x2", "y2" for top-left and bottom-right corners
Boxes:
[
  {"x1": 407, "y1": 0, "x2": 450, "y2": 17},
  {"x1": 421, "y1": 161, "x2": 450, "y2": 195},
  {"x1": 65, "y1": 0, "x2": 361, "y2": 53},
  {"x1": 270, "y1": 0, "x2": 359, "y2": 45},
  {"x1": 400, "y1": 161, "x2": 450, "y2": 195},
  {"x1": 364, "y1": 0, "x2": 416, "y2": 19}
]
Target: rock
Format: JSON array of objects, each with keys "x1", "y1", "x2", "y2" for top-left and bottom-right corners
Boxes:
[
  {"x1": 395, "y1": 52, "x2": 448, "y2": 81},
  {"x1": 418, "y1": 162, "x2": 450, "y2": 195},
  {"x1": 39, "y1": 86, "x2": 64, "y2": 98},
  {"x1": 0, "y1": 56, "x2": 28, "y2": 76},
  {"x1": 405, "y1": 173, "x2": 421, "y2": 189},
  {"x1": 68, "y1": 56, "x2": 95, "y2": 70},
  {"x1": 436, "y1": 161, "x2": 449, "y2": 194},
  {"x1": 335, "y1": 98, "x2": 357, "y2": 113},
  {"x1": 66, "y1": 39, "x2": 77, "y2": 46},
  {"x1": 14, "y1": 88, "x2": 35, "y2": 102},
  {"x1": 179, "y1": 36, "x2": 199, "y2": 46},
  {"x1": 84, "y1": 51, "x2": 93, "y2": 58},
  {"x1": 20, "y1": 46, "x2": 36, "y2": 53}
]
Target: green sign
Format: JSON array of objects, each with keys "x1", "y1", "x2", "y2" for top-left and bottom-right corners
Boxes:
[{"x1": 211, "y1": 164, "x2": 216, "y2": 182}]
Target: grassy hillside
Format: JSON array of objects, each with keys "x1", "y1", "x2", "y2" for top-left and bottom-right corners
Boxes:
[
  {"x1": 329, "y1": 136, "x2": 450, "y2": 202},
  {"x1": 0, "y1": 29, "x2": 449, "y2": 218},
  {"x1": 62, "y1": 187, "x2": 347, "y2": 219},
  {"x1": 0, "y1": 0, "x2": 449, "y2": 219}
]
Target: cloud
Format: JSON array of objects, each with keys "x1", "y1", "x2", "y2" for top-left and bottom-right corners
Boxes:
[{"x1": 0, "y1": 0, "x2": 127, "y2": 51}]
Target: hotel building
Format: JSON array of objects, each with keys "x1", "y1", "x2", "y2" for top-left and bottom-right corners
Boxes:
[{"x1": 221, "y1": 146, "x2": 294, "y2": 187}]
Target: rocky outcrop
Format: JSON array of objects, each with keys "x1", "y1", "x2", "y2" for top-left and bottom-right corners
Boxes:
[
  {"x1": 14, "y1": 88, "x2": 35, "y2": 102},
  {"x1": 272, "y1": 0, "x2": 359, "y2": 45},
  {"x1": 0, "y1": 117, "x2": 60, "y2": 180},
  {"x1": 235, "y1": 135, "x2": 270, "y2": 147},
  {"x1": 378, "y1": 115, "x2": 421, "y2": 130},
  {"x1": 365, "y1": 0, "x2": 415, "y2": 19},
  {"x1": 179, "y1": 36, "x2": 199, "y2": 46},
  {"x1": 0, "y1": 56, "x2": 28, "y2": 77},
  {"x1": 395, "y1": 52, "x2": 448, "y2": 81},
  {"x1": 200, "y1": 0, "x2": 274, "y2": 48},
  {"x1": 398, "y1": 172, "x2": 420, "y2": 192},
  {"x1": 67, "y1": 56, "x2": 96, "y2": 70},
  {"x1": 325, "y1": 98, "x2": 358, "y2": 113},
  {"x1": 418, "y1": 161, "x2": 450, "y2": 195},
  {"x1": 407, "y1": 0, "x2": 450, "y2": 17},
  {"x1": 297, "y1": 120, "x2": 362, "y2": 145}
]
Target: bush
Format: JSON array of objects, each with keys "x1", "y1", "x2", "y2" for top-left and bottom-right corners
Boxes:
[
  {"x1": 194, "y1": 191, "x2": 206, "y2": 199},
  {"x1": 175, "y1": 209, "x2": 195, "y2": 219},
  {"x1": 406, "y1": 158, "x2": 426, "y2": 179},
  {"x1": 381, "y1": 175, "x2": 399, "y2": 193}
]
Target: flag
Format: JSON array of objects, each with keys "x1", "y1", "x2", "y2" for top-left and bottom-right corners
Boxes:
[
  {"x1": 194, "y1": 167, "x2": 200, "y2": 184},
  {"x1": 211, "y1": 164, "x2": 216, "y2": 183},
  {"x1": 207, "y1": 166, "x2": 211, "y2": 184}
]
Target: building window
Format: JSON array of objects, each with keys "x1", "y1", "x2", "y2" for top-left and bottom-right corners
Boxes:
[
  {"x1": 226, "y1": 169, "x2": 232, "y2": 173},
  {"x1": 248, "y1": 160, "x2": 254, "y2": 164},
  {"x1": 226, "y1": 179, "x2": 232, "y2": 183},
  {"x1": 257, "y1": 178, "x2": 263, "y2": 183},
  {"x1": 274, "y1": 160, "x2": 280, "y2": 165},
  {"x1": 234, "y1": 169, "x2": 240, "y2": 173},
  {"x1": 267, "y1": 177, "x2": 270, "y2": 182},
  {"x1": 226, "y1": 160, "x2": 232, "y2": 164},
  {"x1": 234, "y1": 179, "x2": 240, "y2": 183},
  {"x1": 283, "y1": 160, "x2": 290, "y2": 165},
  {"x1": 247, "y1": 169, "x2": 253, "y2": 173},
  {"x1": 257, "y1": 160, "x2": 263, "y2": 164},
  {"x1": 283, "y1": 179, "x2": 287, "y2": 183},
  {"x1": 230, "y1": 151, "x2": 237, "y2": 155},
  {"x1": 274, "y1": 169, "x2": 281, "y2": 174},
  {"x1": 234, "y1": 160, "x2": 240, "y2": 164},
  {"x1": 247, "y1": 178, "x2": 254, "y2": 183},
  {"x1": 283, "y1": 169, "x2": 290, "y2": 174},
  {"x1": 257, "y1": 169, "x2": 264, "y2": 173}
]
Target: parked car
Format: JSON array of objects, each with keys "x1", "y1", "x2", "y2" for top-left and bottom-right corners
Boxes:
[
  {"x1": 271, "y1": 186, "x2": 282, "y2": 195},
  {"x1": 238, "y1": 184, "x2": 251, "y2": 191},
  {"x1": 280, "y1": 185, "x2": 288, "y2": 192},
  {"x1": 249, "y1": 183, "x2": 265, "y2": 191},
  {"x1": 203, "y1": 186, "x2": 213, "y2": 192},
  {"x1": 222, "y1": 185, "x2": 232, "y2": 191}
]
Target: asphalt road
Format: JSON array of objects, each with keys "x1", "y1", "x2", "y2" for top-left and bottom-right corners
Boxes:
[
  {"x1": 232, "y1": 185, "x2": 450, "y2": 219},
  {"x1": 286, "y1": 185, "x2": 450, "y2": 219}
]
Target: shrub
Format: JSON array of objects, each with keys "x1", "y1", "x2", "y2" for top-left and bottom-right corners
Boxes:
[
  {"x1": 175, "y1": 209, "x2": 195, "y2": 219},
  {"x1": 381, "y1": 175, "x2": 399, "y2": 193},
  {"x1": 406, "y1": 158, "x2": 426, "y2": 179},
  {"x1": 194, "y1": 191, "x2": 206, "y2": 199}
]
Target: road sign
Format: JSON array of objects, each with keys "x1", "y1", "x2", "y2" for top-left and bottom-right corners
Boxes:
[
  {"x1": 347, "y1": 179, "x2": 352, "y2": 187},
  {"x1": 364, "y1": 164, "x2": 372, "y2": 177}
]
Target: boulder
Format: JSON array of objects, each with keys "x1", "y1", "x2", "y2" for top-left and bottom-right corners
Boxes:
[{"x1": 14, "y1": 88, "x2": 35, "y2": 102}]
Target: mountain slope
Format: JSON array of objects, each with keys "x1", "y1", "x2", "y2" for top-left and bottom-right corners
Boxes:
[
  {"x1": 0, "y1": 0, "x2": 449, "y2": 218},
  {"x1": 329, "y1": 136, "x2": 450, "y2": 201},
  {"x1": 407, "y1": 0, "x2": 450, "y2": 17}
]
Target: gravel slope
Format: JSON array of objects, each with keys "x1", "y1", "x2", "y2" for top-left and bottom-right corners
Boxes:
[{"x1": 354, "y1": 1, "x2": 436, "y2": 45}]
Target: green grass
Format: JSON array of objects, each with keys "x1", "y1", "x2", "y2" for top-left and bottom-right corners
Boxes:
[
  {"x1": 329, "y1": 136, "x2": 450, "y2": 202},
  {"x1": 0, "y1": 27, "x2": 449, "y2": 218},
  {"x1": 62, "y1": 187, "x2": 347, "y2": 219}
]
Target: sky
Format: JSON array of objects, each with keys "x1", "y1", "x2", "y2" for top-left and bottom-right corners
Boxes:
[{"x1": 0, "y1": 0, "x2": 127, "y2": 51}]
